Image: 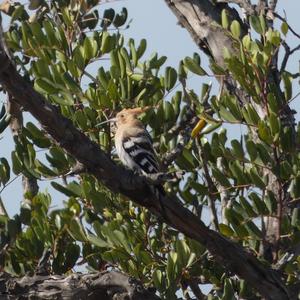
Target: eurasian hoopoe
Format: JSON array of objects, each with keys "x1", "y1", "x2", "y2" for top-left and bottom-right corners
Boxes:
[
  {"x1": 98, "y1": 106, "x2": 166, "y2": 200},
  {"x1": 114, "y1": 107, "x2": 159, "y2": 175}
]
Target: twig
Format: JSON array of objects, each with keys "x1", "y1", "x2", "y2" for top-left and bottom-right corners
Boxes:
[
  {"x1": 196, "y1": 139, "x2": 219, "y2": 231},
  {"x1": 161, "y1": 131, "x2": 189, "y2": 168},
  {"x1": 274, "y1": 12, "x2": 300, "y2": 39},
  {"x1": 83, "y1": 70, "x2": 100, "y2": 85},
  {"x1": 0, "y1": 174, "x2": 21, "y2": 195},
  {"x1": 280, "y1": 41, "x2": 290, "y2": 73},
  {"x1": 280, "y1": 42, "x2": 300, "y2": 73},
  {"x1": 216, "y1": 0, "x2": 255, "y2": 15},
  {"x1": 0, "y1": 197, "x2": 8, "y2": 217}
]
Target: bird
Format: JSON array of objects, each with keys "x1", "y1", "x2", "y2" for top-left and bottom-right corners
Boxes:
[
  {"x1": 97, "y1": 107, "x2": 166, "y2": 209},
  {"x1": 114, "y1": 107, "x2": 159, "y2": 176}
]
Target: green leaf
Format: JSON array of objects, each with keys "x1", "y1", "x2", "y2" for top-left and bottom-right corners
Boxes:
[
  {"x1": 166, "y1": 252, "x2": 178, "y2": 281},
  {"x1": 50, "y1": 93, "x2": 74, "y2": 106},
  {"x1": 282, "y1": 72, "x2": 292, "y2": 101},
  {"x1": 35, "y1": 78, "x2": 58, "y2": 94},
  {"x1": 231, "y1": 140, "x2": 244, "y2": 159},
  {"x1": 137, "y1": 38, "x2": 147, "y2": 59},
  {"x1": 221, "y1": 9, "x2": 229, "y2": 29},
  {"x1": 291, "y1": 208, "x2": 300, "y2": 228},
  {"x1": 267, "y1": 93, "x2": 280, "y2": 113},
  {"x1": 281, "y1": 22, "x2": 289, "y2": 36},
  {"x1": 64, "y1": 244, "x2": 80, "y2": 270},
  {"x1": 250, "y1": 15, "x2": 263, "y2": 34},
  {"x1": 29, "y1": 22, "x2": 45, "y2": 44},
  {"x1": 165, "y1": 66, "x2": 177, "y2": 91},
  {"x1": 101, "y1": 32, "x2": 115, "y2": 54},
  {"x1": 249, "y1": 193, "x2": 268, "y2": 215},
  {"x1": 153, "y1": 269, "x2": 163, "y2": 291},
  {"x1": 245, "y1": 221, "x2": 262, "y2": 239},
  {"x1": 223, "y1": 279, "x2": 235, "y2": 300},
  {"x1": 7, "y1": 218, "x2": 21, "y2": 239},
  {"x1": 88, "y1": 234, "x2": 109, "y2": 248},
  {"x1": 288, "y1": 176, "x2": 300, "y2": 198},
  {"x1": 219, "y1": 106, "x2": 238, "y2": 122},
  {"x1": 113, "y1": 7, "x2": 128, "y2": 27},
  {"x1": 11, "y1": 151, "x2": 23, "y2": 175},
  {"x1": 258, "y1": 121, "x2": 272, "y2": 144},
  {"x1": 269, "y1": 113, "x2": 281, "y2": 137},
  {"x1": 183, "y1": 57, "x2": 206, "y2": 76},
  {"x1": 129, "y1": 38, "x2": 137, "y2": 67},
  {"x1": 163, "y1": 101, "x2": 175, "y2": 122},
  {"x1": 83, "y1": 37, "x2": 98, "y2": 61},
  {"x1": 280, "y1": 160, "x2": 293, "y2": 180},
  {"x1": 264, "y1": 192, "x2": 277, "y2": 214},
  {"x1": 51, "y1": 182, "x2": 79, "y2": 197},
  {"x1": 229, "y1": 161, "x2": 248, "y2": 184},
  {"x1": 259, "y1": 14, "x2": 266, "y2": 34},
  {"x1": 101, "y1": 8, "x2": 115, "y2": 28},
  {"x1": 239, "y1": 196, "x2": 257, "y2": 218},
  {"x1": 242, "y1": 35, "x2": 251, "y2": 50},
  {"x1": 0, "y1": 105, "x2": 5, "y2": 120},
  {"x1": 0, "y1": 158, "x2": 10, "y2": 185},
  {"x1": 212, "y1": 167, "x2": 231, "y2": 187},
  {"x1": 35, "y1": 160, "x2": 57, "y2": 177},
  {"x1": 43, "y1": 20, "x2": 59, "y2": 47},
  {"x1": 249, "y1": 167, "x2": 266, "y2": 189},
  {"x1": 281, "y1": 126, "x2": 293, "y2": 152},
  {"x1": 230, "y1": 20, "x2": 241, "y2": 39},
  {"x1": 0, "y1": 114, "x2": 11, "y2": 134},
  {"x1": 225, "y1": 208, "x2": 243, "y2": 227},
  {"x1": 219, "y1": 223, "x2": 234, "y2": 237},
  {"x1": 176, "y1": 239, "x2": 190, "y2": 268},
  {"x1": 68, "y1": 218, "x2": 87, "y2": 242},
  {"x1": 246, "y1": 140, "x2": 257, "y2": 161}
]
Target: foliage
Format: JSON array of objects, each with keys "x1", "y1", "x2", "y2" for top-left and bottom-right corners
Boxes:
[{"x1": 0, "y1": 0, "x2": 299, "y2": 299}]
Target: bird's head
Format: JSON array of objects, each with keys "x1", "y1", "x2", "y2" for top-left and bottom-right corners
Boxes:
[
  {"x1": 96, "y1": 106, "x2": 151, "y2": 128},
  {"x1": 115, "y1": 107, "x2": 150, "y2": 127}
]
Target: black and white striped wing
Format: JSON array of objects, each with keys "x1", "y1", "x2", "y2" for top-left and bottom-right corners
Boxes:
[{"x1": 122, "y1": 131, "x2": 158, "y2": 174}]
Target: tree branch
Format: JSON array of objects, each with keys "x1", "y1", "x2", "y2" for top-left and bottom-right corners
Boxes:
[
  {"x1": 0, "y1": 13, "x2": 291, "y2": 300},
  {"x1": 0, "y1": 270, "x2": 160, "y2": 299},
  {"x1": 7, "y1": 96, "x2": 39, "y2": 201}
]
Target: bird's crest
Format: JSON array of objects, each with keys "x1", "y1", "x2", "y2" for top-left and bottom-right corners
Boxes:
[{"x1": 118, "y1": 106, "x2": 151, "y2": 116}]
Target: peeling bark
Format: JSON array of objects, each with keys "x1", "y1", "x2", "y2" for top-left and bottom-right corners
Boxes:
[{"x1": 0, "y1": 270, "x2": 160, "y2": 299}]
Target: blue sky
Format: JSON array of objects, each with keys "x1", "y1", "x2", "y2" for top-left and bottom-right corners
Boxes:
[{"x1": 0, "y1": 0, "x2": 299, "y2": 216}]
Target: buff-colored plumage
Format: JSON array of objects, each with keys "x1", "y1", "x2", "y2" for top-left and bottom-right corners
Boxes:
[{"x1": 114, "y1": 107, "x2": 159, "y2": 175}]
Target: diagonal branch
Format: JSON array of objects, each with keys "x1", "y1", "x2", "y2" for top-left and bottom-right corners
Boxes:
[{"x1": 0, "y1": 13, "x2": 291, "y2": 300}]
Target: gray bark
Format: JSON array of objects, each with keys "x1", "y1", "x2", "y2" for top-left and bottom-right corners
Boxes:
[{"x1": 0, "y1": 270, "x2": 160, "y2": 299}]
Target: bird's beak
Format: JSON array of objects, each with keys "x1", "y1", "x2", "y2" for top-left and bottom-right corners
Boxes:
[{"x1": 96, "y1": 118, "x2": 117, "y2": 127}]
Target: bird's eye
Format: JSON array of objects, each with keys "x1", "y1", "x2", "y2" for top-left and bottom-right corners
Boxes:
[{"x1": 120, "y1": 114, "x2": 124, "y2": 118}]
